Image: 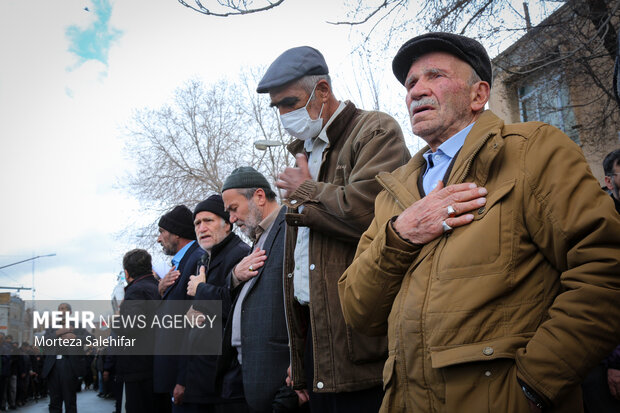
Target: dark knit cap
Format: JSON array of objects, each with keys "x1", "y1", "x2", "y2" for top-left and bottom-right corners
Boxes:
[
  {"x1": 392, "y1": 32, "x2": 492, "y2": 87},
  {"x1": 158, "y1": 205, "x2": 196, "y2": 240},
  {"x1": 257, "y1": 46, "x2": 328, "y2": 93},
  {"x1": 222, "y1": 167, "x2": 272, "y2": 192},
  {"x1": 193, "y1": 194, "x2": 230, "y2": 223}
]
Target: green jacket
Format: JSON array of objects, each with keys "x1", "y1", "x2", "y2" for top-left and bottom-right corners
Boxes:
[
  {"x1": 339, "y1": 110, "x2": 620, "y2": 412},
  {"x1": 284, "y1": 101, "x2": 411, "y2": 393}
]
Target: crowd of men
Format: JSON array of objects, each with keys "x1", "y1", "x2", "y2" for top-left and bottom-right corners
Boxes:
[{"x1": 36, "y1": 32, "x2": 620, "y2": 413}]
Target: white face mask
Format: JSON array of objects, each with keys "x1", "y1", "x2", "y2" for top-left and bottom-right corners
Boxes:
[{"x1": 279, "y1": 84, "x2": 324, "y2": 141}]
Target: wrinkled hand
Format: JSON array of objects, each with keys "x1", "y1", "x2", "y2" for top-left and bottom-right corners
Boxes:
[
  {"x1": 187, "y1": 266, "x2": 206, "y2": 297},
  {"x1": 159, "y1": 266, "x2": 180, "y2": 296},
  {"x1": 276, "y1": 154, "x2": 312, "y2": 198},
  {"x1": 233, "y1": 248, "x2": 267, "y2": 283},
  {"x1": 173, "y1": 384, "x2": 185, "y2": 405},
  {"x1": 393, "y1": 182, "x2": 487, "y2": 245},
  {"x1": 608, "y1": 368, "x2": 620, "y2": 399},
  {"x1": 186, "y1": 306, "x2": 206, "y2": 327},
  {"x1": 286, "y1": 365, "x2": 309, "y2": 405}
]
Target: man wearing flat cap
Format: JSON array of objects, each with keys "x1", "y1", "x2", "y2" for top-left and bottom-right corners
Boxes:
[
  {"x1": 216, "y1": 167, "x2": 298, "y2": 412},
  {"x1": 258, "y1": 46, "x2": 410, "y2": 412},
  {"x1": 179, "y1": 194, "x2": 250, "y2": 412},
  {"x1": 339, "y1": 32, "x2": 620, "y2": 413},
  {"x1": 153, "y1": 205, "x2": 205, "y2": 413}
]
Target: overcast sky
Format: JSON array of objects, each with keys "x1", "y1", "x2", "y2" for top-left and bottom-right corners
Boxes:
[{"x1": 0, "y1": 0, "x2": 559, "y2": 303}]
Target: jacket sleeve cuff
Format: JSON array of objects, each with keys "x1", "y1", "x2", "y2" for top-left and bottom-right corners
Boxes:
[
  {"x1": 386, "y1": 216, "x2": 420, "y2": 252},
  {"x1": 284, "y1": 180, "x2": 316, "y2": 208}
]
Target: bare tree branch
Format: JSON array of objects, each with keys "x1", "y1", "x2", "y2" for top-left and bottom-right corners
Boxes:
[{"x1": 177, "y1": 0, "x2": 285, "y2": 17}]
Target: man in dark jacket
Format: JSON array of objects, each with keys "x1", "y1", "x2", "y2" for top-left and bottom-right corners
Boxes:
[
  {"x1": 41, "y1": 303, "x2": 87, "y2": 413},
  {"x1": 153, "y1": 205, "x2": 204, "y2": 413},
  {"x1": 581, "y1": 148, "x2": 620, "y2": 413},
  {"x1": 179, "y1": 194, "x2": 250, "y2": 413},
  {"x1": 258, "y1": 46, "x2": 410, "y2": 412},
  {"x1": 219, "y1": 167, "x2": 299, "y2": 413},
  {"x1": 603, "y1": 149, "x2": 620, "y2": 213},
  {"x1": 116, "y1": 249, "x2": 160, "y2": 413}
]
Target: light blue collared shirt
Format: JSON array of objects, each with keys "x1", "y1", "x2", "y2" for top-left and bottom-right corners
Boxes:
[
  {"x1": 171, "y1": 240, "x2": 195, "y2": 268},
  {"x1": 422, "y1": 123, "x2": 474, "y2": 195}
]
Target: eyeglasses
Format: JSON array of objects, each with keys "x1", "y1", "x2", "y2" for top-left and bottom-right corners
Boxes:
[{"x1": 608, "y1": 173, "x2": 620, "y2": 177}]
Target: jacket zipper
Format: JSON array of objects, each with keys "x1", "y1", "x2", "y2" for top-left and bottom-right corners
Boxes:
[
  {"x1": 375, "y1": 174, "x2": 407, "y2": 211},
  {"x1": 456, "y1": 132, "x2": 494, "y2": 184}
]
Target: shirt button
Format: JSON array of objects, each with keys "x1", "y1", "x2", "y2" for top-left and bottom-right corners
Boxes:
[
  {"x1": 485, "y1": 371, "x2": 492, "y2": 377},
  {"x1": 309, "y1": 264, "x2": 315, "y2": 270},
  {"x1": 316, "y1": 381, "x2": 324, "y2": 389},
  {"x1": 482, "y1": 346, "x2": 494, "y2": 356},
  {"x1": 296, "y1": 265, "x2": 300, "y2": 270},
  {"x1": 287, "y1": 273, "x2": 293, "y2": 278}
]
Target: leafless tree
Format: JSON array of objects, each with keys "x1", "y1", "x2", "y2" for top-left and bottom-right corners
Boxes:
[{"x1": 123, "y1": 73, "x2": 293, "y2": 247}]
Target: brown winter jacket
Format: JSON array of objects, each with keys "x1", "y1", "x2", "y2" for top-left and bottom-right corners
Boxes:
[
  {"x1": 283, "y1": 100, "x2": 411, "y2": 393},
  {"x1": 339, "y1": 110, "x2": 620, "y2": 412}
]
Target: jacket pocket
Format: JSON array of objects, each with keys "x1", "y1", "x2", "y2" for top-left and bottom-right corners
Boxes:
[
  {"x1": 431, "y1": 334, "x2": 533, "y2": 413},
  {"x1": 434, "y1": 179, "x2": 515, "y2": 279},
  {"x1": 345, "y1": 324, "x2": 388, "y2": 364}
]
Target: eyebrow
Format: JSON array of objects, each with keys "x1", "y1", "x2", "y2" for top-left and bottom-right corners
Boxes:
[
  {"x1": 270, "y1": 96, "x2": 299, "y2": 108},
  {"x1": 405, "y1": 68, "x2": 448, "y2": 88}
]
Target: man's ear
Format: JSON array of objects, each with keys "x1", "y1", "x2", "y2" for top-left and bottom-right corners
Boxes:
[
  {"x1": 253, "y1": 188, "x2": 267, "y2": 207},
  {"x1": 605, "y1": 175, "x2": 613, "y2": 192},
  {"x1": 470, "y1": 81, "x2": 490, "y2": 112},
  {"x1": 315, "y1": 79, "x2": 331, "y2": 103}
]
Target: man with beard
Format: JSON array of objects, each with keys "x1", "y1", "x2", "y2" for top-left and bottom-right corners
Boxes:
[
  {"x1": 217, "y1": 167, "x2": 297, "y2": 413},
  {"x1": 153, "y1": 205, "x2": 204, "y2": 413},
  {"x1": 180, "y1": 194, "x2": 250, "y2": 413}
]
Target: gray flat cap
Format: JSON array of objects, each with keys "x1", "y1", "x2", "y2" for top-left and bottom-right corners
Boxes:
[
  {"x1": 392, "y1": 32, "x2": 492, "y2": 87},
  {"x1": 257, "y1": 46, "x2": 328, "y2": 93}
]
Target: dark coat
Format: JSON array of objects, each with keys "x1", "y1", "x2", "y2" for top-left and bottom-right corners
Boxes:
[
  {"x1": 182, "y1": 232, "x2": 250, "y2": 405},
  {"x1": 116, "y1": 273, "x2": 159, "y2": 382},
  {"x1": 217, "y1": 207, "x2": 290, "y2": 413},
  {"x1": 41, "y1": 327, "x2": 88, "y2": 380},
  {"x1": 153, "y1": 241, "x2": 204, "y2": 393}
]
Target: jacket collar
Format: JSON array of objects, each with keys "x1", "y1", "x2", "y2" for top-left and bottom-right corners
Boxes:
[
  {"x1": 199, "y1": 231, "x2": 239, "y2": 267},
  {"x1": 377, "y1": 110, "x2": 504, "y2": 208}
]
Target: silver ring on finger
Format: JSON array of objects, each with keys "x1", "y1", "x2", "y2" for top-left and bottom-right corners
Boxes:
[
  {"x1": 442, "y1": 220, "x2": 453, "y2": 233},
  {"x1": 249, "y1": 265, "x2": 254, "y2": 271},
  {"x1": 446, "y1": 205, "x2": 456, "y2": 217}
]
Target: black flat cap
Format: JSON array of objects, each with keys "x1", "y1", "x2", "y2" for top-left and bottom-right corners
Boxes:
[
  {"x1": 257, "y1": 46, "x2": 328, "y2": 93},
  {"x1": 392, "y1": 32, "x2": 492, "y2": 87}
]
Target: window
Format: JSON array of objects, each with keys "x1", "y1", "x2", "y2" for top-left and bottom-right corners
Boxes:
[{"x1": 518, "y1": 74, "x2": 580, "y2": 144}]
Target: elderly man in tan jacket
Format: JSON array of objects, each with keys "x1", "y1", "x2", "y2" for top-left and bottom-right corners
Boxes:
[{"x1": 339, "y1": 32, "x2": 620, "y2": 413}]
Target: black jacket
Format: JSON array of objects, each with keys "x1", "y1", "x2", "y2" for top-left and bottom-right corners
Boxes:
[
  {"x1": 182, "y1": 232, "x2": 250, "y2": 405},
  {"x1": 116, "y1": 273, "x2": 159, "y2": 382},
  {"x1": 153, "y1": 241, "x2": 204, "y2": 393}
]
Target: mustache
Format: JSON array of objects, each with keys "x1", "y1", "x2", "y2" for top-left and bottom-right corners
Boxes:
[{"x1": 409, "y1": 98, "x2": 437, "y2": 117}]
